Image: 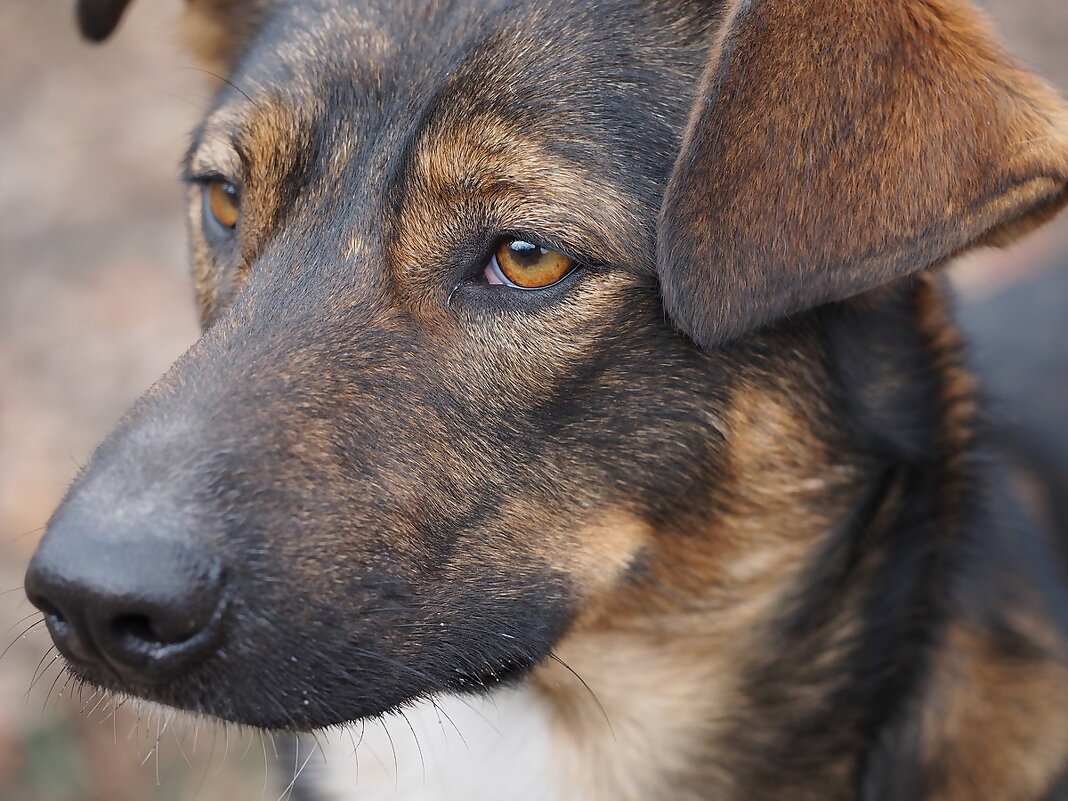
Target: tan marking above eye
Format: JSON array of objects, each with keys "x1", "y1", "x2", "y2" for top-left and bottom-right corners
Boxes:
[
  {"x1": 493, "y1": 239, "x2": 575, "y2": 288},
  {"x1": 206, "y1": 179, "x2": 240, "y2": 229}
]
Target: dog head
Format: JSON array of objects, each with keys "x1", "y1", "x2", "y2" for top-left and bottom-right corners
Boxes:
[{"x1": 26, "y1": 0, "x2": 1068, "y2": 730}]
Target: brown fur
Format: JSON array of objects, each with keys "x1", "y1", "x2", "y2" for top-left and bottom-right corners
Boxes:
[
  {"x1": 922, "y1": 621, "x2": 1068, "y2": 801},
  {"x1": 660, "y1": 0, "x2": 1068, "y2": 347},
  {"x1": 32, "y1": 1, "x2": 1068, "y2": 799}
]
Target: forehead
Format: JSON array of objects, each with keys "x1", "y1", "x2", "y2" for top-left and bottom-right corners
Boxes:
[
  {"x1": 233, "y1": 0, "x2": 711, "y2": 108},
  {"x1": 213, "y1": 1, "x2": 711, "y2": 180}
]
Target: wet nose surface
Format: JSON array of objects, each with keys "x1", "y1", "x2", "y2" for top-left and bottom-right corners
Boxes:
[{"x1": 25, "y1": 530, "x2": 227, "y2": 685}]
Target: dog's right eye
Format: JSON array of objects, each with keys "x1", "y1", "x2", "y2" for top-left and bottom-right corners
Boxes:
[
  {"x1": 485, "y1": 238, "x2": 576, "y2": 289},
  {"x1": 200, "y1": 179, "x2": 241, "y2": 238}
]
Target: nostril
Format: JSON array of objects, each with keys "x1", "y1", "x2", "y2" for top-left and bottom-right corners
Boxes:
[
  {"x1": 26, "y1": 590, "x2": 100, "y2": 666},
  {"x1": 98, "y1": 595, "x2": 227, "y2": 683},
  {"x1": 112, "y1": 614, "x2": 166, "y2": 646},
  {"x1": 109, "y1": 611, "x2": 207, "y2": 648}
]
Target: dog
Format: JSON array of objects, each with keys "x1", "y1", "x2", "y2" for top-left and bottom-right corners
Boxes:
[{"x1": 24, "y1": 0, "x2": 1068, "y2": 798}]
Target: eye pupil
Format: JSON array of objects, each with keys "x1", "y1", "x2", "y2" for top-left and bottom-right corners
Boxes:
[{"x1": 493, "y1": 237, "x2": 575, "y2": 289}]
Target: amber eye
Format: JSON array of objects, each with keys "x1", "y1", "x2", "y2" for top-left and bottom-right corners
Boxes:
[
  {"x1": 204, "y1": 179, "x2": 240, "y2": 230},
  {"x1": 485, "y1": 238, "x2": 576, "y2": 289}
]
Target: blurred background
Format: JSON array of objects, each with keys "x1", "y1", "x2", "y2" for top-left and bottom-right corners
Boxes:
[{"x1": 1, "y1": 1, "x2": 1066, "y2": 799}]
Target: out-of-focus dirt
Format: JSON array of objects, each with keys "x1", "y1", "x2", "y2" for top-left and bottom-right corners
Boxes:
[
  {"x1": 0, "y1": 1, "x2": 1065, "y2": 799},
  {"x1": 0, "y1": 3, "x2": 256, "y2": 799}
]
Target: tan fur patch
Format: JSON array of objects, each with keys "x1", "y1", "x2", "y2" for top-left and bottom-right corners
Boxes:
[
  {"x1": 535, "y1": 630, "x2": 742, "y2": 801},
  {"x1": 527, "y1": 383, "x2": 869, "y2": 800},
  {"x1": 923, "y1": 621, "x2": 1068, "y2": 800},
  {"x1": 391, "y1": 112, "x2": 649, "y2": 311},
  {"x1": 186, "y1": 95, "x2": 321, "y2": 321},
  {"x1": 912, "y1": 274, "x2": 978, "y2": 516}
]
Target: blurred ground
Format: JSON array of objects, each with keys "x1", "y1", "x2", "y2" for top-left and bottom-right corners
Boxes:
[
  {"x1": 0, "y1": 3, "x2": 260, "y2": 799},
  {"x1": 0, "y1": 1, "x2": 1065, "y2": 800}
]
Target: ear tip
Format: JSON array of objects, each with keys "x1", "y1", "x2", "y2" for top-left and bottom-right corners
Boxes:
[
  {"x1": 660, "y1": 273, "x2": 750, "y2": 351},
  {"x1": 76, "y1": 0, "x2": 134, "y2": 42}
]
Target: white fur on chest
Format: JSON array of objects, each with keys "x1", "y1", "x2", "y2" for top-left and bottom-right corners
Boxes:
[{"x1": 305, "y1": 686, "x2": 565, "y2": 801}]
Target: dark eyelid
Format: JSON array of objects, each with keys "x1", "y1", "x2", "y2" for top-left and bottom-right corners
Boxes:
[{"x1": 182, "y1": 170, "x2": 242, "y2": 189}]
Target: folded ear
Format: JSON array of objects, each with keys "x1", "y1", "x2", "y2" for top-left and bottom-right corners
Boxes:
[
  {"x1": 77, "y1": 0, "x2": 134, "y2": 41},
  {"x1": 659, "y1": 0, "x2": 1068, "y2": 348},
  {"x1": 76, "y1": 0, "x2": 268, "y2": 75}
]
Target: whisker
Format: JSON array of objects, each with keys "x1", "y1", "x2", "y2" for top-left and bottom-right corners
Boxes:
[
  {"x1": 277, "y1": 739, "x2": 318, "y2": 801},
  {"x1": 79, "y1": 689, "x2": 102, "y2": 715},
  {"x1": 184, "y1": 68, "x2": 255, "y2": 104},
  {"x1": 360, "y1": 721, "x2": 391, "y2": 780},
  {"x1": 26, "y1": 646, "x2": 59, "y2": 694},
  {"x1": 211, "y1": 725, "x2": 232, "y2": 781},
  {"x1": 95, "y1": 696, "x2": 114, "y2": 726},
  {"x1": 28, "y1": 654, "x2": 63, "y2": 696},
  {"x1": 241, "y1": 726, "x2": 257, "y2": 762},
  {"x1": 140, "y1": 740, "x2": 157, "y2": 767},
  {"x1": 399, "y1": 709, "x2": 426, "y2": 783},
  {"x1": 1, "y1": 617, "x2": 46, "y2": 663},
  {"x1": 158, "y1": 711, "x2": 174, "y2": 744},
  {"x1": 127, "y1": 712, "x2": 141, "y2": 742},
  {"x1": 347, "y1": 728, "x2": 362, "y2": 788},
  {"x1": 431, "y1": 698, "x2": 470, "y2": 753},
  {"x1": 100, "y1": 696, "x2": 127, "y2": 728},
  {"x1": 548, "y1": 652, "x2": 614, "y2": 738},
  {"x1": 5, "y1": 526, "x2": 44, "y2": 546},
  {"x1": 43, "y1": 663, "x2": 69, "y2": 713},
  {"x1": 192, "y1": 725, "x2": 222, "y2": 801},
  {"x1": 259, "y1": 732, "x2": 270, "y2": 801},
  {"x1": 289, "y1": 738, "x2": 299, "y2": 800},
  {"x1": 173, "y1": 726, "x2": 194, "y2": 769},
  {"x1": 85, "y1": 690, "x2": 111, "y2": 720},
  {"x1": 353, "y1": 719, "x2": 367, "y2": 754},
  {"x1": 380, "y1": 719, "x2": 400, "y2": 788},
  {"x1": 47, "y1": 671, "x2": 75, "y2": 714},
  {"x1": 348, "y1": 645, "x2": 503, "y2": 739},
  {"x1": 67, "y1": 449, "x2": 84, "y2": 472}
]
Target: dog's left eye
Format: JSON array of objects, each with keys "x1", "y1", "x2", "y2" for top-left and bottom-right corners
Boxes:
[
  {"x1": 485, "y1": 238, "x2": 576, "y2": 289},
  {"x1": 202, "y1": 179, "x2": 241, "y2": 232}
]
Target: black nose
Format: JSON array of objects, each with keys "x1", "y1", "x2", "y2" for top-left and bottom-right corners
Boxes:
[{"x1": 25, "y1": 525, "x2": 226, "y2": 685}]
